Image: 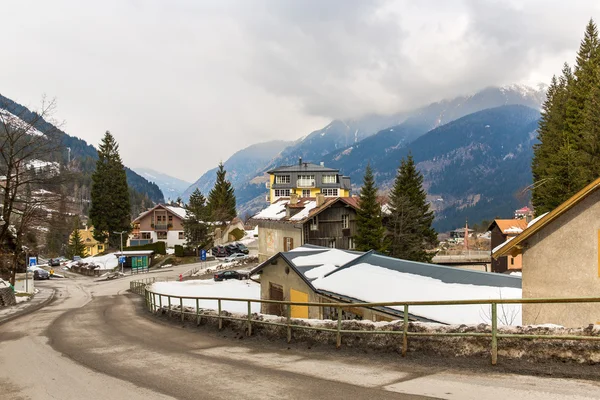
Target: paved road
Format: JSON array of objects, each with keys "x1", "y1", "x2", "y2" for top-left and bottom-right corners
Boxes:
[{"x1": 1, "y1": 267, "x2": 600, "y2": 400}]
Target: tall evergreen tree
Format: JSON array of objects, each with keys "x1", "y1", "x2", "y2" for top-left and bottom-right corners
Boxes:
[
  {"x1": 207, "y1": 163, "x2": 237, "y2": 223},
  {"x1": 89, "y1": 131, "x2": 131, "y2": 248},
  {"x1": 532, "y1": 20, "x2": 600, "y2": 215},
  {"x1": 67, "y1": 217, "x2": 87, "y2": 258},
  {"x1": 355, "y1": 164, "x2": 385, "y2": 252},
  {"x1": 183, "y1": 188, "x2": 211, "y2": 249},
  {"x1": 385, "y1": 154, "x2": 437, "y2": 262},
  {"x1": 45, "y1": 191, "x2": 70, "y2": 257}
]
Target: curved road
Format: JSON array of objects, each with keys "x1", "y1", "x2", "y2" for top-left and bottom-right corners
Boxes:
[{"x1": 1, "y1": 267, "x2": 600, "y2": 400}]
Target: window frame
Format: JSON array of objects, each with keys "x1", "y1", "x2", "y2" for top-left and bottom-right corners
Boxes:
[
  {"x1": 302, "y1": 189, "x2": 311, "y2": 198},
  {"x1": 274, "y1": 189, "x2": 291, "y2": 198},
  {"x1": 275, "y1": 175, "x2": 291, "y2": 184},
  {"x1": 322, "y1": 188, "x2": 338, "y2": 197},
  {"x1": 322, "y1": 174, "x2": 337, "y2": 184},
  {"x1": 342, "y1": 214, "x2": 349, "y2": 229}
]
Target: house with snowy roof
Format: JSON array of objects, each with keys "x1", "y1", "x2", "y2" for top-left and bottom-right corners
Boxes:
[
  {"x1": 251, "y1": 245, "x2": 522, "y2": 325},
  {"x1": 487, "y1": 219, "x2": 528, "y2": 273},
  {"x1": 494, "y1": 177, "x2": 600, "y2": 327},
  {"x1": 250, "y1": 194, "x2": 360, "y2": 262},
  {"x1": 129, "y1": 204, "x2": 187, "y2": 248}
]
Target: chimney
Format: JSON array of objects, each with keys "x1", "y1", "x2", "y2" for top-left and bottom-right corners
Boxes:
[
  {"x1": 320, "y1": 161, "x2": 324, "y2": 167},
  {"x1": 290, "y1": 193, "x2": 299, "y2": 205},
  {"x1": 316, "y1": 193, "x2": 325, "y2": 207},
  {"x1": 299, "y1": 157, "x2": 302, "y2": 166}
]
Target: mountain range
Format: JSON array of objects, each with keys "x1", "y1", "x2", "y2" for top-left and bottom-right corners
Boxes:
[
  {"x1": 133, "y1": 167, "x2": 191, "y2": 201},
  {"x1": 181, "y1": 84, "x2": 546, "y2": 230}
]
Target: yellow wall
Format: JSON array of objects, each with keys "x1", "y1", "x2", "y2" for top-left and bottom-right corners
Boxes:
[
  {"x1": 268, "y1": 171, "x2": 351, "y2": 203},
  {"x1": 269, "y1": 174, "x2": 275, "y2": 203},
  {"x1": 290, "y1": 289, "x2": 309, "y2": 318}
]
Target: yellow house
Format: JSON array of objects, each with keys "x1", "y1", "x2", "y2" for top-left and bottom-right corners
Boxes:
[
  {"x1": 266, "y1": 158, "x2": 351, "y2": 203},
  {"x1": 71, "y1": 226, "x2": 106, "y2": 256}
]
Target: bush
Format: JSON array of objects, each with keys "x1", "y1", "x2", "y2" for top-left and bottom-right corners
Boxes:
[
  {"x1": 174, "y1": 245, "x2": 184, "y2": 257},
  {"x1": 124, "y1": 241, "x2": 167, "y2": 255},
  {"x1": 230, "y1": 228, "x2": 245, "y2": 241}
]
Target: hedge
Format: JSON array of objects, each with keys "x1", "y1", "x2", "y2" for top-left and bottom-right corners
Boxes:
[
  {"x1": 124, "y1": 241, "x2": 166, "y2": 255},
  {"x1": 174, "y1": 245, "x2": 184, "y2": 257}
]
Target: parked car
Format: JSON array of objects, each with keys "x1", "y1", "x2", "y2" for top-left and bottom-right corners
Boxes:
[
  {"x1": 34, "y1": 269, "x2": 50, "y2": 280},
  {"x1": 235, "y1": 243, "x2": 249, "y2": 254},
  {"x1": 73, "y1": 256, "x2": 82, "y2": 262},
  {"x1": 49, "y1": 258, "x2": 60, "y2": 267},
  {"x1": 211, "y1": 246, "x2": 228, "y2": 258},
  {"x1": 213, "y1": 270, "x2": 241, "y2": 281},
  {"x1": 223, "y1": 253, "x2": 247, "y2": 262}
]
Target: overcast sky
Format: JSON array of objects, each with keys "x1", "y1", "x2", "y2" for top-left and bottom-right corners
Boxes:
[{"x1": 2, "y1": 0, "x2": 599, "y2": 181}]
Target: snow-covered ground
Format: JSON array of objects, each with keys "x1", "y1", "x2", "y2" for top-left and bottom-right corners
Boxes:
[
  {"x1": 65, "y1": 253, "x2": 119, "y2": 270},
  {"x1": 150, "y1": 279, "x2": 261, "y2": 314}
]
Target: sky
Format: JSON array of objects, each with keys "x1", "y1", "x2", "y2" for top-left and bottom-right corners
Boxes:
[{"x1": 2, "y1": 0, "x2": 599, "y2": 182}]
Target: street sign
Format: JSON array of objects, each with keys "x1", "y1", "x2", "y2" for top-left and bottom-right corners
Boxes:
[
  {"x1": 200, "y1": 249, "x2": 206, "y2": 261},
  {"x1": 119, "y1": 256, "x2": 126, "y2": 264},
  {"x1": 29, "y1": 257, "x2": 37, "y2": 267}
]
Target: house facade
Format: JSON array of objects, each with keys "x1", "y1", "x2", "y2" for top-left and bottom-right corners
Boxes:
[
  {"x1": 71, "y1": 226, "x2": 106, "y2": 256},
  {"x1": 251, "y1": 195, "x2": 359, "y2": 262},
  {"x1": 267, "y1": 159, "x2": 351, "y2": 203},
  {"x1": 494, "y1": 178, "x2": 600, "y2": 327},
  {"x1": 129, "y1": 204, "x2": 187, "y2": 248},
  {"x1": 488, "y1": 219, "x2": 528, "y2": 273}
]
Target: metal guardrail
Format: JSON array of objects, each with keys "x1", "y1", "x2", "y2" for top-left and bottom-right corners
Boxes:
[{"x1": 130, "y1": 278, "x2": 600, "y2": 365}]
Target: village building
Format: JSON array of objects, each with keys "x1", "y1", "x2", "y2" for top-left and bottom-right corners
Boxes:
[
  {"x1": 266, "y1": 159, "x2": 351, "y2": 203},
  {"x1": 250, "y1": 195, "x2": 360, "y2": 262},
  {"x1": 514, "y1": 206, "x2": 534, "y2": 221},
  {"x1": 213, "y1": 217, "x2": 246, "y2": 245},
  {"x1": 129, "y1": 204, "x2": 187, "y2": 248},
  {"x1": 494, "y1": 178, "x2": 600, "y2": 327},
  {"x1": 70, "y1": 226, "x2": 106, "y2": 256},
  {"x1": 487, "y1": 219, "x2": 528, "y2": 273},
  {"x1": 250, "y1": 245, "x2": 522, "y2": 325}
]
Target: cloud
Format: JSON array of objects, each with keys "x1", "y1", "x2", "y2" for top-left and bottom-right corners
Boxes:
[{"x1": 1, "y1": 0, "x2": 599, "y2": 181}]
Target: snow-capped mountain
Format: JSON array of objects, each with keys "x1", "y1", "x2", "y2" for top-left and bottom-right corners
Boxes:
[{"x1": 133, "y1": 167, "x2": 191, "y2": 201}]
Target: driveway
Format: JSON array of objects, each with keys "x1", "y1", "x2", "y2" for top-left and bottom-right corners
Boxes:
[{"x1": 0, "y1": 267, "x2": 599, "y2": 400}]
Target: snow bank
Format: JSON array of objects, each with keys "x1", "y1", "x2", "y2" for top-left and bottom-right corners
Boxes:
[
  {"x1": 67, "y1": 253, "x2": 119, "y2": 270},
  {"x1": 150, "y1": 279, "x2": 260, "y2": 314},
  {"x1": 312, "y1": 263, "x2": 522, "y2": 326},
  {"x1": 292, "y1": 249, "x2": 360, "y2": 267}
]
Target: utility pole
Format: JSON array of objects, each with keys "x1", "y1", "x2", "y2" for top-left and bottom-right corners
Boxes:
[{"x1": 113, "y1": 231, "x2": 126, "y2": 274}]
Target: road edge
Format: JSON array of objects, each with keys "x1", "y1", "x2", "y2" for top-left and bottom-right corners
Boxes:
[{"x1": 0, "y1": 288, "x2": 56, "y2": 326}]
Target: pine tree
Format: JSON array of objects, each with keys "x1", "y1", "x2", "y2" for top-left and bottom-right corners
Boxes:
[
  {"x1": 67, "y1": 218, "x2": 87, "y2": 258},
  {"x1": 207, "y1": 163, "x2": 237, "y2": 223},
  {"x1": 183, "y1": 188, "x2": 210, "y2": 249},
  {"x1": 89, "y1": 131, "x2": 131, "y2": 248},
  {"x1": 355, "y1": 164, "x2": 385, "y2": 251},
  {"x1": 385, "y1": 154, "x2": 437, "y2": 262},
  {"x1": 45, "y1": 191, "x2": 70, "y2": 257}
]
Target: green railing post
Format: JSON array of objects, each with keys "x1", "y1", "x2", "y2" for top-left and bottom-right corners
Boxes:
[
  {"x1": 152, "y1": 293, "x2": 156, "y2": 313},
  {"x1": 196, "y1": 298, "x2": 200, "y2": 326},
  {"x1": 491, "y1": 302, "x2": 498, "y2": 365},
  {"x1": 168, "y1": 296, "x2": 172, "y2": 317},
  {"x1": 336, "y1": 306, "x2": 342, "y2": 349},
  {"x1": 402, "y1": 304, "x2": 409, "y2": 357},
  {"x1": 218, "y1": 299, "x2": 222, "y2": 330},
  {"x1": 247, "y1": 300, "x2": 252, "y2": 336},
  {"x1": 180, "y1": 297, "x2": 184, "y2": 322},
  {"x1": 287, "y1": 304, "x2": 292, "y2": 343},
  {"x1": 159, "y1": 293, "x2": 162, "y2": 312}
]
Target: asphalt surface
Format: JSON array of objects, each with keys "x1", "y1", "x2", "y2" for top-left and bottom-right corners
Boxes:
[{"x1": 1, "y1": 265, "x2": 600, "y2": 400}]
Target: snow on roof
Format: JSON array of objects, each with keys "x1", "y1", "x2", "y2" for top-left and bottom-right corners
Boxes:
[
  {"x1": 26, "y1": 159, "x2": 59, "y2": 171},
  {"x1": 504, "y1": 226, "x2": 523, "y2": 234},
  {"x1": 303, "y1": 263, "x2": 338, "y2": 280},
  {"x1": 312, "y1": 263, "x2": 521, "y2": 325},
  {"x1": 252, "y1": 200, "x2": 288, "y2": 220},
  {"x1": 114, "y1": 250, "x2": 154, "y2": 256},
  {"x1": 166, "y1": 206, "x2": 187, "y2": 219},
  {"x1": 527, "y1": 212, "x2": 548, "y2": 228},
  {"x1": 289, "y1": 200, "x2": 317, "y2": 221},
  {"x1": 291, "y1": 248, "x2": 361, "y2": 267},
  {"x1": 492, "y1": 236, "x2": 515, "y2": 254}
]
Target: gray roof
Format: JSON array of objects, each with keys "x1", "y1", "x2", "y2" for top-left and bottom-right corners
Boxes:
[
  {"x1": 325, "y1": 252, "x2": 521, "y2": 289},
  {"x1": 268, "y1": 162, "x2": 340, "y2": 174}
]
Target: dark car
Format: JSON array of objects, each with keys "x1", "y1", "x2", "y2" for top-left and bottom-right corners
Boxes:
[
  {"x1": 211, "y1": 246, "x2": 228, "y2": 258},
  {"x1": 224, "y1": 244, "x2": 241, "y2": 255},
  {"x1": 34, "y1": 269, "x2": 50, "y2": 280},
  {"x1": 214, "y1": 270, "x2": 241, "y2": 281},
  {"x1": 235, "y1": 243, "x2": 249, "y2": 254},
  {"x1": 49, "y1": 258, "x2": 60, "y2": 267}
]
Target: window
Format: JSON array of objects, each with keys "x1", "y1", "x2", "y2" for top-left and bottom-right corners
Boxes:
[
  {"x1": 297, "y1": 175, "x2": 315, "y2": 187},
  {"x1": 510, "y1": 257, "x2": 514, "y2": 265},
  {"x1": 348, "y1": 237, "x2": 355, "y2": 250},
  {"x1": 322, "y1": 188, "x2": 338, "y2": 197},
  {"x1": 141, "y1": 232, "x2": 151, "y2": 240},
  {"x1": 178, "y1": 232, "x2": 184, "y2": 240},
  {"x1": 342, "y1": 214, "x2": 349, "y2": 229},
  {"x1": 328, "y1": 239, "x2": 336, "y2": 248},
  {"x1": 302, "y1": 189, "x2": 311, "y2": 198},
  {"x1": 168, "y1": 215, "x2": 173, "y2": 222},
  {"x1": 157, "y1": 231, "x2": 167, "y2": 240},
  {"x1": 98, "y1": 245, "x2": 104, "y2": 251},
  {"x1": 284, "y1": 237, "x2": 294, "y2": 251},
  {"x1": 310, "y1": 216, "x2": 318, "y2": 231},
  {"x1": 274, "y1": 189, "x2": 290, "y2": 197},
  {"x1": 275, "y1": 175, "x2": 291, "y2": 184},
  {"x1": 322, "y1": 174, "x2": 337, "y2": 184}
]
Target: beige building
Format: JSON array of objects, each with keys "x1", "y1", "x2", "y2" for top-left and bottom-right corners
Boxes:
[{"x1": 494, "y1": 178, "x2": 600, "y2": 327}]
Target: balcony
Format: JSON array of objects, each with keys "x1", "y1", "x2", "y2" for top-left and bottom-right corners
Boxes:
[
  {"x1": 296, "y1": 180, "x2": 316, "y2": 188},
  {"x1": 154, "y1": 223, "x2": 168, "y2": 231}
]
